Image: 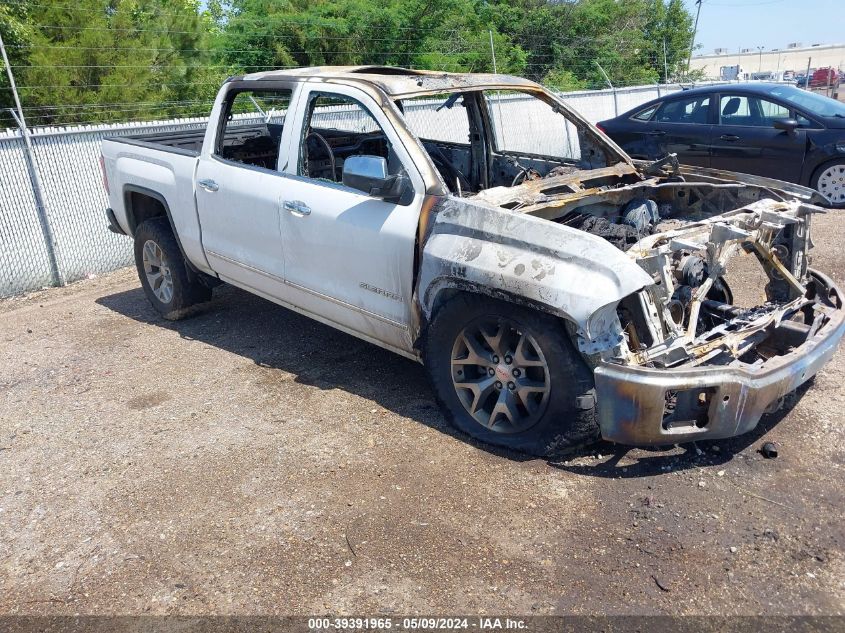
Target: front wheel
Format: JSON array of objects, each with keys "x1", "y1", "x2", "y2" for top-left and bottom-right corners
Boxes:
[
  {"x1": 423, "y1": 294, "x2": 599, "y2": 456},
  {"x1": 133, "y1": 218, "x2": 211, "y2": 320},
  {"x1": 811, "y1": 160, "x2": 845, "y2": 208}
]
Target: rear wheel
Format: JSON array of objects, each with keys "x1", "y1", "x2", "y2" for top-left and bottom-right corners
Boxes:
[
  {"x1": 811, "y1": 160, "x2": 845, "y2": 208},
  {"x1": 423, "y1": 293, "x2": 599, "y2": 456},
  {"x1": 133, "y1": 218, "x2": 211, "y2": 320}
]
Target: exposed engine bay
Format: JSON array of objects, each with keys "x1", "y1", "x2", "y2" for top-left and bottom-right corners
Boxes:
[{"x1": 471, "y1": 159, "x2": 840, "y2": 377}]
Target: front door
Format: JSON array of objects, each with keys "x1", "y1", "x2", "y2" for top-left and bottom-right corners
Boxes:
[
  {"x1": 709, "y1": 93, "x2": 807, "y2": 182},
  {"x1": 195, "y1": 84, "x2": 299, "y2": 297},
  {"x1": 277, "y1": 85, "x2": 426, "y2": 353}
]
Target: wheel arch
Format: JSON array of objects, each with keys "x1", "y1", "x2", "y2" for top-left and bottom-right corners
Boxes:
[
  {"x1": 425, "y1": 280, "x2": 577, "y2": 329},
  {"x1": 123, "y1": 185, "x2": 199, "y2": 275},
  {"x1": 420, "y1": 284, "x2": 591, "y2": 369}
]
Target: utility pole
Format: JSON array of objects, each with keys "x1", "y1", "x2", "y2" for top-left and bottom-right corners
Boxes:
[
  {"x1": 804, "y1": 57, "x2": 812, "y2": 89},
  {"x1": 663, "y1": 37, "x2": 669, "y2": 83},
  {"x1": 488, "y1": 29, "x2": 498, "y2": 74},
  {"x1": 0, "y1": 31, "x2": 62, "y2": 287},
  {"x1": 757, "y1": 46, "x2": 765, "y2": 74},
  {"x1": 686, "y1": 0, "x2": 702, "y2": 79}
]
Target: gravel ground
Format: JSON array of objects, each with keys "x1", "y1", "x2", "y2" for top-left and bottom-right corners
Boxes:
[{"x1": 1, "y1": 212, "x2": 844, "y2": 616}]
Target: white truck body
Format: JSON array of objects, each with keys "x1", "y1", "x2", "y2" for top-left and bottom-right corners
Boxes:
[{"x1": 101, "y1": 66, "x2": 844, "y2": 450}]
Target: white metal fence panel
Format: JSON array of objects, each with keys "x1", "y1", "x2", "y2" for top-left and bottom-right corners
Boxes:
[
  {"x1": 0, "y1": 83, "x2": 712, "y2": 298},
  {"x1": 0, "y1": 136, "x2": 53, "y2": 295}
]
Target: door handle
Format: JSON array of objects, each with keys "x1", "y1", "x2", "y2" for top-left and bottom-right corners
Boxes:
[
  {"x1": 197, "y1": 178, "x2": 219, "y2": 192},
  {"x1": 720, "y1": 134, "x2": 740, "y2": 142},
  {"x1": 283, "y1": 200, "x2": 311, "y2": 216},
  {"x1": 646, "y1": 130, "x2": 666, "y2": 136}
]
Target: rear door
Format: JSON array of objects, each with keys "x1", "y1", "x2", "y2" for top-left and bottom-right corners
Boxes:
[
  {"x1": 709, "y1": 93, "x2": 807, "y2": 182},
  {"x1": 194, "y1": 82, "x2": 300, "y2": 297},
  {"x1": 642, "y1": 93, "x2": 713, "y2": 167}
]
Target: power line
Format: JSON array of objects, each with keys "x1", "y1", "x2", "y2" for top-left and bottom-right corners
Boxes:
[
  {"x1": 22, "y1": 1, "x2": 463, "y2": 34},
  {"x1": 30, "y1": 24, "x2": 447, "y2": 43}
]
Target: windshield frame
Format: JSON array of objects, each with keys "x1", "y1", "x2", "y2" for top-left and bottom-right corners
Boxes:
[{"x1": 399, "y1": 86, "x2": 632, "y2": 168}]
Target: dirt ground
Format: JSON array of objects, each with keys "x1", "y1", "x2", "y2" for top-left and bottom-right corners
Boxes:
[{"x1": 1, "y1": 212, "x2": 844, "y2": 617}]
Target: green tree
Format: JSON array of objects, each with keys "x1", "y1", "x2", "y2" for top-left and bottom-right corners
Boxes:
[
  {"x1": 643, "y1": 0, "x2": 694, "y2": 82},
  {"x1": 0, "y1": 1, "x2": 34, "y2": 126},
  {"x1": 214, "y1": 0, "x2": 526, "y2": 75},
  {"x1": 2, "y1": 0, "x2": 697, "y2": 128},
  {"x1": 4, "y1": 0, "x2": 216, "y2": 126}
]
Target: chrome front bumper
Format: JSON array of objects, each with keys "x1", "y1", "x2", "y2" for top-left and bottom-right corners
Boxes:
[{"x1": 594, "y1": 270, "x2": 845, "y2": 446}]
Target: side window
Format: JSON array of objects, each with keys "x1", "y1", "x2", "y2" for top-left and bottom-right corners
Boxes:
[
  {"x1": 298, "y1": 93, "x2": 405, "y2": 184},
  {"x1": 759, "y1": 98, "x2": 790, "y2": 122},
  {"x1": 216, "y1": 89, "x2": 292, "y2": 169},
  {"x1": 399, "y1": 94, "x2": 472, "y2": 145},
  {"x1": 654, "y1": 96, "x2": 710, "y2": 124},
  {"x1": 796, "y1": 113, "x2": 815, "y2": 128},
  {"x1": 720, "y1": 95, "x2": 789, "y2": 127},
  {"x1": 483, "y1": 90, "x2": 588, "y2": 162},
  {"x1": 631, "y1": 104, "x2": 658, "y2": 121}
]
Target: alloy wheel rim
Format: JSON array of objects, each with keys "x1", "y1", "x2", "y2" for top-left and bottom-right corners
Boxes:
[
  {"x1": 142, "y1": 240, "x2": 174, "y2": 304},
  {"x1": 817, "y1": 164, "x2": 845, "y2": 204},
  {"x1": 450, "y1": 318, "x2": 551, "y2": 434}
]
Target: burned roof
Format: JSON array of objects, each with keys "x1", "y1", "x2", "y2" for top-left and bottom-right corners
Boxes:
[{"x1": 240, "y1": 65, "x2": 542, "y2": 98}]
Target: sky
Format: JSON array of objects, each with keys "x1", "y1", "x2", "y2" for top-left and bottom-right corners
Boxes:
[{"x1": 686, "y1": 0, "x2": 843, "y2": 55}]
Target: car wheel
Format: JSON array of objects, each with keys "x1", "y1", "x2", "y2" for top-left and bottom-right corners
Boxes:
[
  {"x1": 423, "y1": 293, "x2": 599, "y2": 457},
  {"x1": 811, "y1": 160, "x2": 845, "y2": 208},
  {"x1": 133, "y1": 218, "x2": 211, "y2": 320}
]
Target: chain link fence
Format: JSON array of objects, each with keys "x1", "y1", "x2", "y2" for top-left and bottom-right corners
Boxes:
[{"x1": 0, "y1": 82, "x2": 689, "y2": 298}]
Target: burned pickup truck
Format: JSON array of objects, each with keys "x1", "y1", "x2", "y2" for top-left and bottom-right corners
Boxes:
[{"x1": 100, "y1": 66, "x2": 845, "y2": 456}]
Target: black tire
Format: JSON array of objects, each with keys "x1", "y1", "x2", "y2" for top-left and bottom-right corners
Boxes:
[
  {"x1": 133, "y1": 218, "x2": 211, "y2": 320},
  {"x1": 423, "y1": 293, "x2": 599, "y2": 457},
  {"x1": 810, "y1": 160, "x2": 845, "y2": 209}
]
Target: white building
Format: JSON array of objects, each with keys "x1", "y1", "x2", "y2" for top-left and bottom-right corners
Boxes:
[{"x1": 690, "y1": 42, "x2": 845, "y2": 80}]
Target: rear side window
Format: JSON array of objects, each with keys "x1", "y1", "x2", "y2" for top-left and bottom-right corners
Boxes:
[
  {"x1": 654, "y1": 96, "x2": 710, "y2": 124},
  {"x1": 216, "y1": 89, "x2": 293, "y2": 170},
  {"x1": 631, "y1": 104, "x2": 658, "y2": 121}
]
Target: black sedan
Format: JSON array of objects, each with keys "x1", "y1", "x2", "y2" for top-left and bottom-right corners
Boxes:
[{"x1": 597, "y1": 83, "x2": 845, "y2": 206}]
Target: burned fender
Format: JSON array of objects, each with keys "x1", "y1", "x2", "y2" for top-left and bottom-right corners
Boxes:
[{"x1": 417, "y1": 196, "x2": 653, "y2": 352}]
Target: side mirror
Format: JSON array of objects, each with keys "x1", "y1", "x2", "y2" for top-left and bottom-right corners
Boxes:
[
  {"x1": 773, "y1": 118, "x2": 799, "y2": 133},
  {"x1": 342, "y1": 155, "x2": 410, "y2": 203}
]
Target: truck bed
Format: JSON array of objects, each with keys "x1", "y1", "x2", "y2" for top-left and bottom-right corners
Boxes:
[
  {"x1": 105, "y1": 122, "x2": 273, "y2": 158},
  {"x1": 105, "y1": 128, "x2": 208, "y2": 157}
]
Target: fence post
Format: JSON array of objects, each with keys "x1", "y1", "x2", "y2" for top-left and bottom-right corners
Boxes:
[{"x1": 0, "y1": 33, "x2": 63, "y2": 287}]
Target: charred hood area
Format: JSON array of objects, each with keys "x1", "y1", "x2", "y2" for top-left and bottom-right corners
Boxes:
[{"x1": 470, "y1": 161, "x2": 840, "y2": 374}]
